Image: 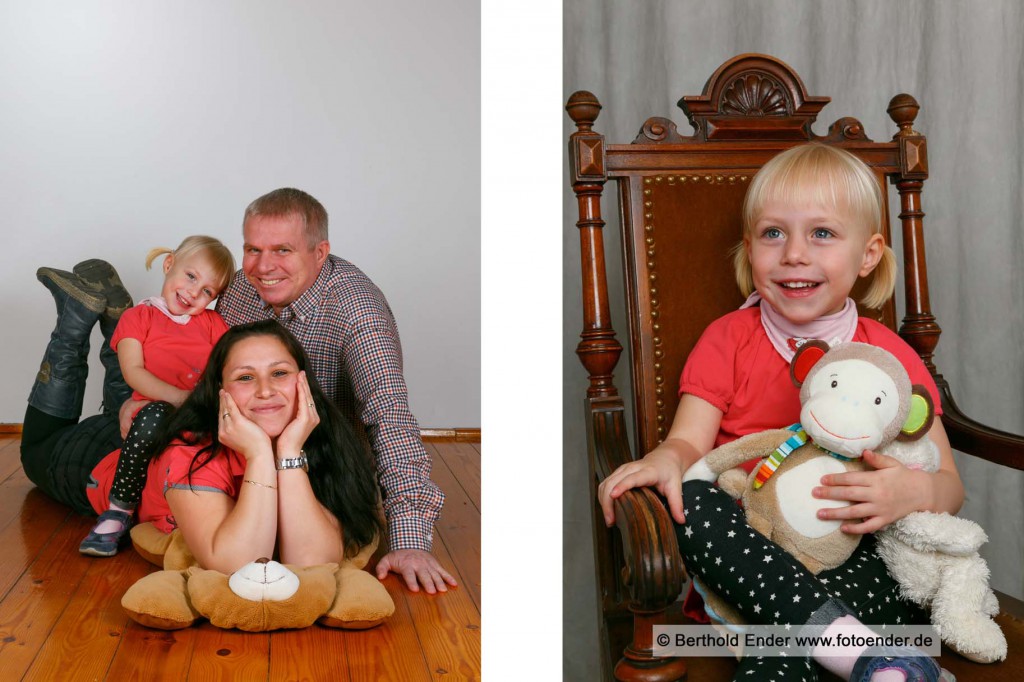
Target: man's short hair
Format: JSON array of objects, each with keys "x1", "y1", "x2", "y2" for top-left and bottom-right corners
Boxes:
[{"x1": 244, "y1": 188, "x2": 328, "y2": 248}]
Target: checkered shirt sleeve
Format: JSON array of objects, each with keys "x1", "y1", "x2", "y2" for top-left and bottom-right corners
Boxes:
[{"x1": 217, "y1": 257, "x2": 444, "y2": 551}]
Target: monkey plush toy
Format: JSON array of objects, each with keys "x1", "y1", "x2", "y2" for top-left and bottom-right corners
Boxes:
[
  {"x1": 683, "y1": 340, "x2": 1005, "y2": 663},
  {"x1": 683, "y1": 340, "x2": 931, "y2": 574}
]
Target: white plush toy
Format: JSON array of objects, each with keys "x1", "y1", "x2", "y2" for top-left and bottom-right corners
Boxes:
[{"x1": 874, "y1": 438, "x2": 1006, "y2": 662}]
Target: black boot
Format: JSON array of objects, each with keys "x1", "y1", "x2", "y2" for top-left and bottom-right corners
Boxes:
[
  {"x1": 73, "y1": 259, "x2": 133, "y2": 319},
  {"x1": 30, "y1": 268, "x2": 106, "y2": 420},
  {"x1": 74, "y1": 260, "x2": 134, "y2": 414},
  {"x1": 98, "y1": 313, "x2": 132, "y2": 415}
]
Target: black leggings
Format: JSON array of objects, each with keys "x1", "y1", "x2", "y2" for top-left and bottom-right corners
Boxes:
[
  {"x1": 21, "y1": 406, "x2": 121, "y2": 515},
  {"x1": 108, "y1": 401, "x2": 173, "y2": 508},
  {"x1": 678, "y1": 480, "x2": 928, "y2": 681}
]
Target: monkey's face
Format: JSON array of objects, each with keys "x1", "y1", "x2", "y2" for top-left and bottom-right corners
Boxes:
[{"x1": 799, "y1": 359, "x2": 900, "y2": 458}]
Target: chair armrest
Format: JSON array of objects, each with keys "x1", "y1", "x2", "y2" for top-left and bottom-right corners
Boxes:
[
  {"x1": 612, "y1": 487, "x2": 687, "y2": 606},
  {"x1": 588, "y1": 397, "x2": 686, "y2": 608},
  {"x1": 937, "y1": 376, "x2": 1024, "y2": 471}
]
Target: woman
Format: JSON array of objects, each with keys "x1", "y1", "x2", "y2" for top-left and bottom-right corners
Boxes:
[{"x1": 139, "y1": 319, "x2": 383, "y2": 571}]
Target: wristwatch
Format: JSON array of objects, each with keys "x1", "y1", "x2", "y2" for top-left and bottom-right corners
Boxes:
[{"x1": 276, "y1": 451, "x2": 309, "y2": 472}]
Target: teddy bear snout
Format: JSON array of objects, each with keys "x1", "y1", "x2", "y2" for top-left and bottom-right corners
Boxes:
[{"x1": 228, "y1": 559, "x2": 301, "y2": 602}]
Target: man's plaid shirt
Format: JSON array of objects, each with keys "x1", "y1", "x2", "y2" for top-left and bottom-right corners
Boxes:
[{"x1": 217, "y1": 255, "x2": 443, "y2": 551}]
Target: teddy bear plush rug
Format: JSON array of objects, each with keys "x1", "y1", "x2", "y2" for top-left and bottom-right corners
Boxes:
[{"x1": 121, "y1": 523, "x2": 394, "y2": 632}]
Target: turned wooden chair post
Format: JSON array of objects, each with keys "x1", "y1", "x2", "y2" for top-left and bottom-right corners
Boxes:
[
  {"x1": 567, "y1": 91, "x2": 622, "y2": 399},
  {"x1": 568, "y1": 91, "x2": 687, "y2": 682},
  {"x1": 887, "y1": 94, "x2": 941, "y2": 374}
]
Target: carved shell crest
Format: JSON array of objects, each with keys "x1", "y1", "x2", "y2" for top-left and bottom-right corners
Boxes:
[{"x1": 721, "y1": 74, "x2": 789, "y2": 116}]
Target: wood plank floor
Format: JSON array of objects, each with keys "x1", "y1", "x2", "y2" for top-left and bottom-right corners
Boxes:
[{"x1": 0, "y1": 435, "x2": 481, "y2": 681}]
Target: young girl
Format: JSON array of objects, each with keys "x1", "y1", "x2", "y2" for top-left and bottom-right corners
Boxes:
[
  {"x1": 598, "y1": 145, "x2": 960, "y2": 682},
  {"x1": 79, "y1": 235, "x2": 235, "y2": 556}
]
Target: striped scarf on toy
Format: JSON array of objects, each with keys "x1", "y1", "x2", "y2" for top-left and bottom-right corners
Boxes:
[{"x1": 752, "y1": 423, "x2": 854, "y2": 489}]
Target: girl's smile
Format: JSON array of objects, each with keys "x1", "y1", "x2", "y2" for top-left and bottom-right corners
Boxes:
[{"x1": 775, "y1": 279, "x2": 824, "y2": 296}]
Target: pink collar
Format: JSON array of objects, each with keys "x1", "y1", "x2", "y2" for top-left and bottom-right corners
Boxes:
[{"x1": 739, "y1": 292, "x2": 858, "y2": 362}]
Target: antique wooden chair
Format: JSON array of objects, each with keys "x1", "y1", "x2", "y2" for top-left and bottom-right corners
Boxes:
[{"x1": 566, "y1": 53, "x2": 1024, "y2": 682}]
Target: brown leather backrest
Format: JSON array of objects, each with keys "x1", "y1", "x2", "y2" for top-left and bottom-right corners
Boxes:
[{"x1": 569, "y1": 54, "x2": 930, "y2": 458}]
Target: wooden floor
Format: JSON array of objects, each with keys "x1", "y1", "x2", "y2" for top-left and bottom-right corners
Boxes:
[{"x1": 0, "y1": 435, "x2": 481, "y2": 681}]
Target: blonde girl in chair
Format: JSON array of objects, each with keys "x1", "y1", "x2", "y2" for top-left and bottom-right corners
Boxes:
[{"x1": 598, "y1": 144, "x2": 960, "y2": 682}]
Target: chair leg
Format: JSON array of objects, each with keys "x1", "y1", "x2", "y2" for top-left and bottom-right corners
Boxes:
[{"x1": 614, "y1": 607, "x2": 687, "y2": 682}]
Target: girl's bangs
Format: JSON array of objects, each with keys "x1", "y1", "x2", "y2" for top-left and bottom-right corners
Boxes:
[{"x1": 746, "y1": 146, "x2": 881, "y2": 233}]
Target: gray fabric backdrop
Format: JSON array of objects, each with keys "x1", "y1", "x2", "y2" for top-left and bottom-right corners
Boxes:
[{"x1": 563, "y1": 1, "x2": 1024, "y2": 679}]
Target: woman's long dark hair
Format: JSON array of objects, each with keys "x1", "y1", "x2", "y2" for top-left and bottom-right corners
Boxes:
[{"x1": 149, "y1": 319, "x2": 384, "y2": 557}]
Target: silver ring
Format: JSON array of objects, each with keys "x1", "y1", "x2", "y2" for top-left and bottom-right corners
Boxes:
[
  {"x1": 308, "y1": 402, "x2": 315, "y2": 408},
  {"x1": 223, "y1": 411, "x2": 230, "y2": 418}
]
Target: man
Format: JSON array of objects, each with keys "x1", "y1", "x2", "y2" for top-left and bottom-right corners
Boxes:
[
  {"x1": 212, "y1": 187, "x2": 455, "y2": 594},
  {"x1": 99, "y1": 188, "x2": 449, "y2": 591}
]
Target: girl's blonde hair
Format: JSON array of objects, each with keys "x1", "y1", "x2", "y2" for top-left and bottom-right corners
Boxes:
[
  {"x1": 732, "y1": 143, "x2": 897, "y2": 310},
  {"x1": 145, "y1": 235, "x2": 236, "y2": 295}
]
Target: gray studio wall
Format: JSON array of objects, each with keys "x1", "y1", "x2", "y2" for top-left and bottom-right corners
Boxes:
[
  {"x1": 564, "y1": 1, "x2": 1024, "y2": 679},
  {"x1": 0, "y1": 1, "x2": 479, "y2": 429}
]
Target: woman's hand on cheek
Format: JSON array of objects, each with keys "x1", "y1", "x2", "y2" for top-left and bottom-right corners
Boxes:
[
  {"x1": 218, "y1": 390, "x2": 272, "y2": 460},
  {"x1": 811, "y1": 449, "x2": 928, "y2": 534},
  {"x1": 276, "y1": 371, "x2": 321, "y2": 456}
]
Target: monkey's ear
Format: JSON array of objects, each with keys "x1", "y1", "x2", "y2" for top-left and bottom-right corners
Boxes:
[
  {"x1": 790, "y1": 339, "x2": 831, "y2": 387},
  {"x1": 897, "y1": 385, "x2": 934, "y2": 441}
]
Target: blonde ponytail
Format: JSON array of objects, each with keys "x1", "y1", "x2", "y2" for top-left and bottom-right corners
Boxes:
[{"x1": 145, "y1": 247, "x2": 173, "y2": 270}]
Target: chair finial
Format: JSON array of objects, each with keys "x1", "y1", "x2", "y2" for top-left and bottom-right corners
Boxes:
[
  {"x1": 887, "y1": 94, "x2": 920, "y2": 137},
  {"x1": 567, "y1": 91, "x2": 602, "y2": 132}
]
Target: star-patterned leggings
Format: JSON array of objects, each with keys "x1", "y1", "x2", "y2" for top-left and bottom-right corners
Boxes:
[
  {"x1": 108, "y1": 401, "x2": 174, "y2": 509},
  {"x1": 678, "y1": 480, "x2": 929, "y2": 681}
]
